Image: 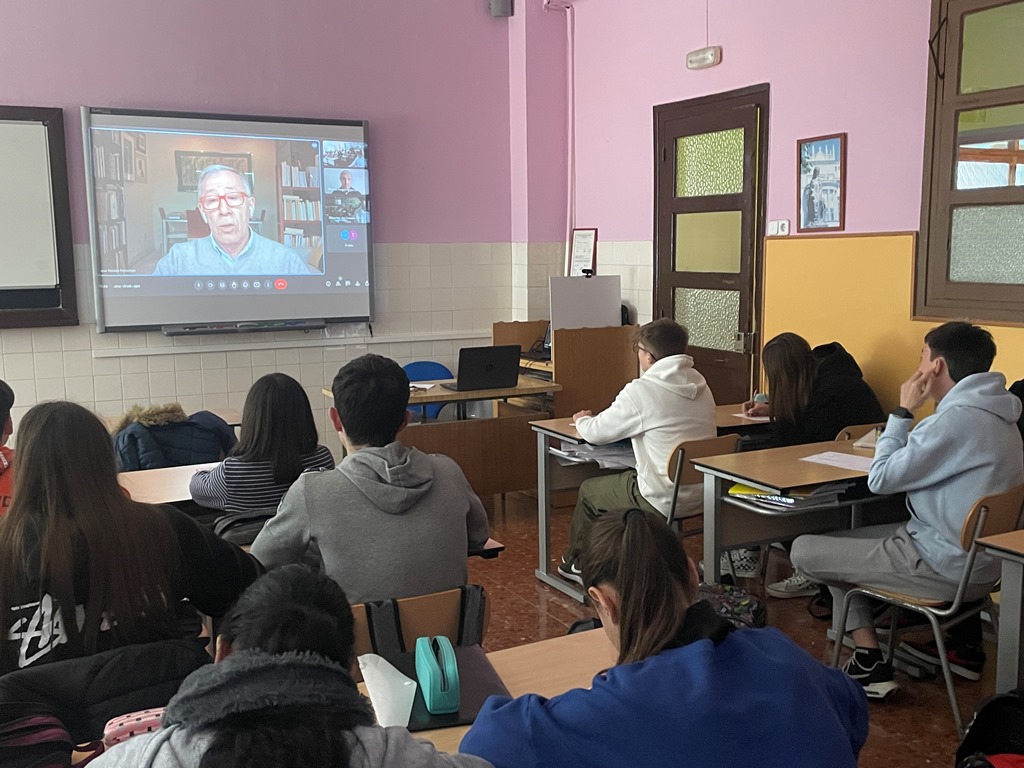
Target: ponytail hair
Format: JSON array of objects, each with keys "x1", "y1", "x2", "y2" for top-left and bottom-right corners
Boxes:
[{"x1": 580, "y1": 508, "x2": 692, "y2": 665}]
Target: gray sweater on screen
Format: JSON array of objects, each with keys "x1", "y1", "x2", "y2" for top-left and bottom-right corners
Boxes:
[{"x1": 250, "y1": 442, "x2": 489, "y2": 604}]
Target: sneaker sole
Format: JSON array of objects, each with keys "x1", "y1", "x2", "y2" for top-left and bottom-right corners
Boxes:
[
  {"x1": 863, "y1": 680, "x2": 900, "y2": 700},
  {"x1": 556, "y1": 566, "x2": 583, "y2": 585},
  {"x1": 898, "y1": 642, "x2": 983, "y2": 681},
  {"x1": 765, "y1": 586, "x2": 819, "y2": 599}
]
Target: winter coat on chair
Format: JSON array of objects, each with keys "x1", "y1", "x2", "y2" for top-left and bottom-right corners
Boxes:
[{"x1": 113, "y1": 404, "x2": 237, "y2": 472}]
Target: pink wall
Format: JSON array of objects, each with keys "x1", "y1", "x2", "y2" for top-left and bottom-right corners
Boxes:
[
  {"x1": 572, "y1": 0, "x2": 933, "y2": 241},
  {"x1": 0, "y1": 0, "x2": 512, "y2": 244}
]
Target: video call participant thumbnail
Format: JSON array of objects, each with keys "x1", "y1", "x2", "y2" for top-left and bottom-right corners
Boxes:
[{"x1": 153, "y1": 165, "x2": 313, "y2": 277}]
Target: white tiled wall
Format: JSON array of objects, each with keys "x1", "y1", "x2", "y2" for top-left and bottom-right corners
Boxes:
[{"x1": 0, "y1": 239, "x2": 652, "y2": 447}]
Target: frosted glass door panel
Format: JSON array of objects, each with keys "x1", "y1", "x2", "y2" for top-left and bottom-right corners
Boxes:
[
  {"x1": 675, "y1": 128, "x2": 743, "y2": 198},
  {"x1": 673, "y1": 288, "x2": 739, "y2": 352},
  {"x1": 673, "y1": 211, "x2": 742, "y2": 273}
]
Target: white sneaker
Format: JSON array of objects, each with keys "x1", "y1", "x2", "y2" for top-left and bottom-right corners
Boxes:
[
  {"x1": 766, "y1": 572, "x2": 818, "y2": 599},
  {"x1": 720, "y1": 548, "x2": 760, "y2": 579}
]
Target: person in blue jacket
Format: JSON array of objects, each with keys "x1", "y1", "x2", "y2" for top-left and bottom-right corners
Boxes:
[{"x1": 460, "y1": 508, "x2": 868, "y2": 768}]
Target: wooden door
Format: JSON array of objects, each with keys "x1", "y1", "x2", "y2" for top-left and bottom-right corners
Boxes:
[{"x1": 654, "y1": 84, "x2": 769, "y2": 405}]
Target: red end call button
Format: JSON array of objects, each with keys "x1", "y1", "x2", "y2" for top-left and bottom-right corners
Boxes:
[{"x1": 274, "y1": 279, "x2": 288, "y2": 290}]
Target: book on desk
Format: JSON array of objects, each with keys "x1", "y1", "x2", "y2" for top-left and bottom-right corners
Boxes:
[{"x1": 728, "y1": 480, "x2": 855, "y2": 510}]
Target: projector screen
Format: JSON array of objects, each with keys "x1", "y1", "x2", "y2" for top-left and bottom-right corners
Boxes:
[{"x1": 82, "y1": 107, "x2": 374, "y2": 332}]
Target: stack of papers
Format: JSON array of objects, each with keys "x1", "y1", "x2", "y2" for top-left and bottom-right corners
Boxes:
[
  {"x1": 551, "y1": 440, "x2": 636, "y2": 470},
  {"x1": 728, "y1": 480, "x2": 855, "y2": 509}
]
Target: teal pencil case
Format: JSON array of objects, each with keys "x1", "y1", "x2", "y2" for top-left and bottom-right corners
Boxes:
[{"x1": 414, "y1": 636, "x2": 461, "y2": 715}]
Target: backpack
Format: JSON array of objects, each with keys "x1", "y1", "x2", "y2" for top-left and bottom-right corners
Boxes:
[
  {"x1": 956, "y1": 688, "x2": 1024, "y2": 767},
  {"x1": 698, "y1": 582, "x2": 767, "y2": 629},
  {"x1": 213, "y1": 509, "x2": 275, "y2": 546}
]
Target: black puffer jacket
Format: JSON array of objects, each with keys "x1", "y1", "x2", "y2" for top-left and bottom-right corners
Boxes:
[{"x1": 775, "y1": 342, "x2": 885, "y2": 446}]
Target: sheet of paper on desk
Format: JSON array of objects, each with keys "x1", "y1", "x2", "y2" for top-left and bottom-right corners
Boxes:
[
  {"x1": 554, "y1": 440, "x2": 636, "y2": 470},
  {"x1": 731, "y1": 413, "x2": 770, "y2": 422},
  {"x1": 799, "y1": 451, "x2": 873, "y2": 472},
  {"x1": 410, "y1": 383, "x2": 435, "y2": 390},
  {"x1": 358, "y1": 654, "x2": 417, "y2": 727}
]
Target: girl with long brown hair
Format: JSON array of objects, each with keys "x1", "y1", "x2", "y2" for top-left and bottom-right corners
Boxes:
[
  {"x1": 0, "y1": 401, "x2": 261, "y2": 673},
  {"x1": 461, "y1": 509, "x2": 868, "y2": 768}
]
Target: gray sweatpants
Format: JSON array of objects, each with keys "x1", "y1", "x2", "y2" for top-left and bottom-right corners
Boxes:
[{"x1": 790, "y1": 522, "x2": 992, "y2": 635}]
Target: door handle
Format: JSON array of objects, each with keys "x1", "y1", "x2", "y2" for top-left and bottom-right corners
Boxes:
[{"x1": 734, "y1": 331, "x2": 758, "y2": 354}]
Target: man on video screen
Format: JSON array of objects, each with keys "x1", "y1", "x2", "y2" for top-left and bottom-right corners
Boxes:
[
  {"x1": 153, "y1": 165, "x2": 313, "y2": 276},
  {"x1": 327, "y1": 171, "x2": 369, "y2": 224}
]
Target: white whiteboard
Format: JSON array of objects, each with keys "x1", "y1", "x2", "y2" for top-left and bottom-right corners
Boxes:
[
  {"x1": 0, "y1": 121, "x2": 59, "y2": 289},
  {"x1": 549, "y1": 275, "x2": 621, "y2": 330}
]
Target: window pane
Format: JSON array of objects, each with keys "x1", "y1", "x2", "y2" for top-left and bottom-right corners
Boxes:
[
  {"x1": 960, "y1": 1, "x2": 1024, "y2": 94},
  {"x1": 673, "y1": 287, "x2": 738, "y2": 351},
  {"x1": 949, "y1": 205, "x2": 1024, "y2": 284},
  {"x1": 673, "y1": 211, "x2": 742, "y2": 273},
  {"x1": 675, "y1": 128, "x2": 744, "y2": 197},
  {"x1": 956, "y1": 105, "x2": 1024, "y2": 189}
]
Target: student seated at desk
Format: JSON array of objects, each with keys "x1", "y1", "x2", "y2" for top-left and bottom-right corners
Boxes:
[
  {"x1": 0, "y1": 402, "x2": 261, "y2": 675},
  {"x1": 0, "y1": 378, "x2": 15, "y2": 515},
  {"x1": 92, "y1": 565, "x2": 487, "y2": 768},
  {"x1": 189, "y1": 373, "x2": 334, "y2": 513},
  {"x1": 557, "y1": 319, "x2": 715, "y2": 584},
  {"x1": 251, "y1": 354, "x2": 490, "y2": 604},
  {"x1": 461, "y1": 509, "x2": 868, "y2": 768},
  {"x1": 741, "y1": 333, "x2": 884, "y2": 594},
  {"x1": 792, "y1": 322, "x2": 1024, "y2": 698}
]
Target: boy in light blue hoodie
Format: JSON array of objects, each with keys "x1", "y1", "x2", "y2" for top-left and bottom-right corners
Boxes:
[{"x1": 792, "y1": 322, "x2": 1024, "y2": 698}]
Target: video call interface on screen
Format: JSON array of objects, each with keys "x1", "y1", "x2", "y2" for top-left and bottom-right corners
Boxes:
[{"x1": 84, "y1": 110, "x2": 374, "y2": 328}]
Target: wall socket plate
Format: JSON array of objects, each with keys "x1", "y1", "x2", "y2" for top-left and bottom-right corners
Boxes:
[
  {"x1": 766, "y1": 220, "x2": 779, "y2": 236},
  {"x1": 778, "y1": 219, "x2": 790, "y2": 236}
]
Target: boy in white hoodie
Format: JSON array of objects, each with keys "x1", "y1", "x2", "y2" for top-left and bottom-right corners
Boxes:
[{"x1": 557, "y1": 319, "x2": 716, "y2": 584}]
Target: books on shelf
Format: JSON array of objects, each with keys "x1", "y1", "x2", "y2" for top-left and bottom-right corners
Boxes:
[
  {"x1": 281, "y1": 195, "x2": 321, "y2": 221},
  {"x1": 279, "y1": 162, "x2": 321, "y2": 188},
  {"x1": 282, "y1": 227, "x2": 323, "y2": 248},
  {"x1": 727, "y1": 480, "x2": 854, "y2": 510}
]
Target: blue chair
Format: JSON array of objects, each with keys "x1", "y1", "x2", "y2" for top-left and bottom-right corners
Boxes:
[{"x1": 403, "y1": 361, "x2": 453, "y2": 421}]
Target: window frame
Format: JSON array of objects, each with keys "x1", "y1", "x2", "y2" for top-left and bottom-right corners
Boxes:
[{"x1": 916, "y1": 0, "x2": 1024, "y2": 323}]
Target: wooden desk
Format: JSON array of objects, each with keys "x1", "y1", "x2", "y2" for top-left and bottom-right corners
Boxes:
[
  {"x1": 322, "y1": 377, "x2": 562, "y2": 498},
  {"x1": 692, "y1": 440, "x2": 879, "y2": 583},
  {"x1": 528, "y1": 409, "x2": 783, "y2": 601},
  {"x1": 977, "y1": 529, "x2": 1024, "y2": 693},
  {"x1": 103, "y1": 406, "x2": 242, "y2": 434},
  {"x1": 118, "y1": 462, "x2": 219, "y2": 504},
  {"x1": 118, "y1": 460, "x2": 504, "y2": 558},
  {"x1": 415, "y1": 629, "x2": 614, "y2": 753}
]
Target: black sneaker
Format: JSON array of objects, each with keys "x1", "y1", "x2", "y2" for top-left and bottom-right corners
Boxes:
[
  {"x1": 557, "y1": 556, "x2": 583, "y2": 585},
  {"x1": 842, "y1": 649, "x2": 899, "y2": 699},
  {"x1": 899, "y1": 638, "x2": 985, "y2": 681}
]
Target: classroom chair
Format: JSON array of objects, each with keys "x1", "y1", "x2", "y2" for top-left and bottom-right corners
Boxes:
[
  {"x1": 666, "y1": 433, "x2": 741, "y2": 533},
  {"x1": 830, "y1": 483, "x2": 1024, "y2": 736},
  {"x1": 351, "y1": 584, "x2": 488, "y2": 665},
  {"x1": 403, "y1": 360, "x2": 454, "y2": 421}
]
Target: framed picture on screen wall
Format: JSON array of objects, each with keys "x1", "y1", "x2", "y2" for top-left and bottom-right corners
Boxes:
[
  {"x1": 566, "y1": 227, "x2": 598, "y2": 276},
  {"x1": 797, "y1": 133, "x2": 846, "y2": 233}
]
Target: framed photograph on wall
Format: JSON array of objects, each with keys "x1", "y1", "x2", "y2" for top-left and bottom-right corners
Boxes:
[
  {"x1": 566, "y1": 227, "x2": 598, "y2": 276},
  {"x1": 797, "y1": 133, "x2": 846, "y2": 232},
  {"x1": 174, "y1": 150, "x2": 253, "y2": 192}
]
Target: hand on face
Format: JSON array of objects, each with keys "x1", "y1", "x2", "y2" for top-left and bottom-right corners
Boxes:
[{"x1": 900, "y1": 368, "x2": 933, "y2": 412}]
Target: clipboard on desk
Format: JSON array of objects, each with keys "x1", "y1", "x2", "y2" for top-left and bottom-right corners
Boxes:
[{"x1": 385, "y1": 644, "x2": 510, "y2": 732}]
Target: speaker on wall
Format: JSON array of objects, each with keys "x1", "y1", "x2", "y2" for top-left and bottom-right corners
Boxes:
[{"x1": 489, "y1": 0, "x2": 514, "y2": 17}]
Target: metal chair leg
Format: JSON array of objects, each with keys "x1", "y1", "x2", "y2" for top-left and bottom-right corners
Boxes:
[
  {"x1": 831, "y1": 590, "x2": 855, "y2": 667},
  {"x1": 884, "y1": 607, "x2": 900, "y2": 665},
  {"x1": 927, "y1": 613, "x2": 964, "y2": 736}
]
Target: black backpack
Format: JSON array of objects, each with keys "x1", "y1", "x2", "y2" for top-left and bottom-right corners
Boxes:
[{"x1": 956, "y1": 688, "x2": 1024, "y2": 767}]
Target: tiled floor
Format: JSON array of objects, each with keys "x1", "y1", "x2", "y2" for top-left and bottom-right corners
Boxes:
[{"x1": 469, "y1": 492, "x2": 986, "y2": 767}]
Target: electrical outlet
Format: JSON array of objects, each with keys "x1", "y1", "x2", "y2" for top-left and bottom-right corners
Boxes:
[
  {"x1": 778, "y1": 219, "x2": 790, "y2": 236},
  {"x1": 767, "y1": 220, "x2": 780, "y2": 236}
]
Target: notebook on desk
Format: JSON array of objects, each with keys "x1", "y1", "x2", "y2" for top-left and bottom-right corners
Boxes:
[{"x1": 441, "y1": 345, "x2": 521, "y2": 391}]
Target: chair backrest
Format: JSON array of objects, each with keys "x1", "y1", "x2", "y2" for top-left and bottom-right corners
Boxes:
[
  {"x1": 834, "y1": 422, "x2": 886, "y2": 441},
  {"x1": 960, "y1": 483, "x2": 1024, "y2": 551},
  {"x1": 351, "y1": 585, "x2": 488, "y2": 661},
  {"x1": 666, "y1": 434, "x2": 740, "y2": 525},
  {"x1": 403, "y1": 360, "x2": 453, "y2": 382},
  {"x1": 185, "y1": 208, "x2": 210, "y2": 238},
  {"x1": 158, "y1": 206, "x2": 168, "y2": 220}
]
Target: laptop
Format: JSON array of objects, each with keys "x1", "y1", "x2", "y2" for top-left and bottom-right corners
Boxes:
[
  {"x1": 441, "y1": 345, "x2": 522, "y2": 391},
  {"x1": 520, "y1": 323, "x2": 551, "y2": 362}
]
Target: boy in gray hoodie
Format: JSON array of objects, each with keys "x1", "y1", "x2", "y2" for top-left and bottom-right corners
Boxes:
[
  {"x1": 251, "y1": 355, "x2": 489, "y2": 604},
  {"x1": 792, "y1": 322, "x2": 1024, "y2": 699}
]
